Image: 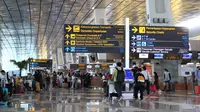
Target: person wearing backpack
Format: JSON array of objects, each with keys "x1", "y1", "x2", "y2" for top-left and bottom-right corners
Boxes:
[
  {"x1": 134, "y1": 68, "x2": 146, "y2": 101},
  {"x1": 111, "y1": 62, "x2": 125, "y2": 101}
]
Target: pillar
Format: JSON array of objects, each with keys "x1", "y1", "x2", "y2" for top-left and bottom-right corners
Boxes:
[
  {"x1": 146, "y1": 0, "x2": 173, "y2": 26},
  {"x1": 94, "y1": 8, "x2": 107, "y2": 61},
  {"x1": 146, "y1": 0, "x2": 177, "y2": 78}
]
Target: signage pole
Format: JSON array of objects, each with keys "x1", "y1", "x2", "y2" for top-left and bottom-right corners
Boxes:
[{"x1": 125, "y1": 18, "x2": 130, "y2": 69}]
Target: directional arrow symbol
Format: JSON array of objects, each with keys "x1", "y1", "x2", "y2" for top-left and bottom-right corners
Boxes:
[
  {"x1": 131, "y1": 48, "x2": 136, "y2": 53},
  {"x1": 65, "y1": 47, "x2": 70, "y2": 52},
  {"x1": 132, "y1": 42, "x2": 136, "y2": 46},
  {"x1": 65, "y1": 34, "x2": 70, "y2": 39},
  {"x1": 65, "y1": 41, "x2": 70, "y2": 45},
  {"x1": 132, "y1": 27, "x2": 138, "y2": 33},
  {"x1": 132, "y1": 35, "x2": 136, "y2": 40},
  {"x1": 65, "y1": 25, "x2": 72, "y2": 32}
]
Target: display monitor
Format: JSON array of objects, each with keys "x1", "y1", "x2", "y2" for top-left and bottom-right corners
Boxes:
[
  {"x1": 154, "y1": 54, "x2": 164, "y2": 59},
  {"x1": 139, "y1": 53, "x2": 149, "y2": 59},
  {"x1": 95, "y1": 65, "x2": 100, "y2": 68},
  {"x1": 198, "y1": 53, "x2": 200, "y2": 59},
  {"x1": 182, "y1": 53, "x2": 192, "y2": 59},
  {"x1": 87, "y1": 65, "x2": 92, "y2": 68}
]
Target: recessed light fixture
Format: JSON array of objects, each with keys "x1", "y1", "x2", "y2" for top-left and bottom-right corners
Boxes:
[{"x1": 92, "y1": 7, "x2": 95, "y2": 10}]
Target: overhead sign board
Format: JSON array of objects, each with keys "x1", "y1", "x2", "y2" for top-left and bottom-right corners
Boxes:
[
  {"x1": 130, "y1": 26, "x2": 189, "y2": 54},
  {"x1": 30, "y1": 59, "x2": 52, "y2": 69},
  {"x1": 64, "y1": 24, "x2": 124, "y2": 53}
]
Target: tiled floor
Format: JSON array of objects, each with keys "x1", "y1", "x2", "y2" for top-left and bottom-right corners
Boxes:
[{"x1": 0, "y1": 89, "x2": 200, "y2": 112}]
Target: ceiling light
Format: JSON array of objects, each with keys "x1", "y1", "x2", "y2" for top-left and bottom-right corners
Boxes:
[
  {"x1": 92, "y1": 7, "x2": 95, "y2": 10},
  {"x1": 176, "y1": 15, "x2": 200, "y2": 29}
]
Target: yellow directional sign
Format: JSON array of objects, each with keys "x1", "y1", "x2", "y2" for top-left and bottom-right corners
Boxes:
[
  {"x1": 65, "y1": 34, "x2": 70, "y2": 39},
  {"x1": 70, "y1": 40, "x2": 76, "y2": 45},
  {"x1": 65, "y1": 25, "x2": 72, "y2": 32},
  {"x1": 139, "y1": 27, "x2": 146, "y2": 33},
  {"x1": 71, "y1": 34, "x2": 76, "y2": 39},
  {"x1": 65, "y1": 41, "x2": 70, "y2": 45},
  {"x1": 132, "y1": 27, "x2": 138, "y2": 33},
  {"x1": 73, "y1": 25, "x2": 80, "y2": 32}
]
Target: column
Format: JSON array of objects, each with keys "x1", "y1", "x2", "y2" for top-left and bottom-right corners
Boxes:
[
  {"x1": 146, "y1": 0, "x2": 173, "y2": 26},
  {"x1": 94, "y1": 8, "x2": 107, "y2": 61},
  {"x1": 146, "y1": 0, "x2": 175, "y2": 80}
]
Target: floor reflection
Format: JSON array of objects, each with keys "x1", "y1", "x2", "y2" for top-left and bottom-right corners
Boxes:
[{"x1": 0, "y1": 89, "x2": 200, "y2": 112}]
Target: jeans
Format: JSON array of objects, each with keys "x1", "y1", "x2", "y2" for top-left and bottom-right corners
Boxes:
[
  {"x1": 163, "y1": 81, "x2": 170, "y2": 91},
  {"x1": 114, "y1": 82, "x2": 123, "y2": 98}
]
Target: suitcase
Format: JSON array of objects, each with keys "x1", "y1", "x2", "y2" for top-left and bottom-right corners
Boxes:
[
  {"x1": 2, "y1": 88, "x2": 8, "y2": 102},
  {"x1": 195, "y1": 86, "x2": 200, "y2": 94},
  {"x1": 150, "y1": 85, "x2": 156, "y2": 93}
]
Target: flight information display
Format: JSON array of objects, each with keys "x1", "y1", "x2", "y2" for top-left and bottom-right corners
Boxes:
[
  {"x1": 64, "y1": 24, "x2": 125, "y2": 53},
  {"x1": 130, "y1": 26, "x2": 189, "y2": 54}
]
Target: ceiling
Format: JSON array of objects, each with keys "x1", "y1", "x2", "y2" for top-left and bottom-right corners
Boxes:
[{"x1": 0, "y1": 0, "x2": 200, "y2": 67}]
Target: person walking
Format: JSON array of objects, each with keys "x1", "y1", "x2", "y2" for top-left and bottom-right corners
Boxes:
[
  {"x1": 163, "y1": 69, "x2": 171, "y2": 91},
  {"x1": 141, "y1": 66, "x2": 151, "y2": 98},
  {"x1": 34, "y1": 70, "x2": 41, "y2": 93},
  {"x1": 111, "y1": 62, "x2": 125, "y2": 101},
  {"x1": 154, "y1": 72, "x2": 159, "y2": 90},
  {"x1": 134, "y1": 68, "x2": 146, "y2": 101}
]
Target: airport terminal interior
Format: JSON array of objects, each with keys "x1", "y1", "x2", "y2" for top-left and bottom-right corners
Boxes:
[{"x1": 1, "y1": 0, "x2": 200, "y2": 112}]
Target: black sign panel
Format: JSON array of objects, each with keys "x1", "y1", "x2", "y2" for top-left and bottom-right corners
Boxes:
[
  {"x1": 130, "y1": 26, "x2": 189, "y2": 54},
  {"x1": 64, "y1": 24, "x2": 124, "y2": 53},
  {"x1": 30, "y1": 59, "x2": 52, "y2": 69}
]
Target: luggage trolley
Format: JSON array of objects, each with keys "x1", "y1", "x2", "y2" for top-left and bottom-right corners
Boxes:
[{"x1": 0, "y1": 79, "x2": 9, "y2": 107}]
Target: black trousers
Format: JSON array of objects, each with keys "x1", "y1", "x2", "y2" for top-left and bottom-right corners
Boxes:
[
  {"x1": 114, "y1": 82, "x2": 123, "y2": 98},
  {"x1": 134, "y1": 85, "x2": 144, "y2": 100},
  {"x1": 145, "y1": 80, "x2": 150, "y2": 95}
]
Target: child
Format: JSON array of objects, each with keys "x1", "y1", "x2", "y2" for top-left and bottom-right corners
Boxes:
[{"x1": 107, "y1": 74, "x2": 118, "y2": 100}]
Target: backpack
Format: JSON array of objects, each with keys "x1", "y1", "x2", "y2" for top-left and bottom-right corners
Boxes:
[
  {"x1": 115, "y1": 67, "x2": 125, "y2": 82},
  {"x1": 137, "y1": 75, "x2": 145, "y2": 83}
]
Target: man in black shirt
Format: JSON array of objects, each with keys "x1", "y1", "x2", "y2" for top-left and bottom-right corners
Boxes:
[{"x1": 134, "y1": 68, "x2": 146, "y2": 100}]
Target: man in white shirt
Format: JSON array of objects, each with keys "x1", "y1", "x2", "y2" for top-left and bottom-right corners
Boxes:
[
  {"x1": 0, "y1": 70, "x2": 7, "y2": 86},
  {"x1": 141, "y1": 66, "x2": 150, "y2": 98}
]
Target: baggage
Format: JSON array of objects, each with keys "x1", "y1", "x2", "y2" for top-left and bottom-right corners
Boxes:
[
  {"x1": 195, "y1": 86, "x2": 200, "y2": 94},
  {"x1": 62, "y1": 83, "x2": 68, "y2": 88},
  {"x1": 2, "y1": 88, "x2": 8, "y2": 102},
  {"x1": 150, "y1": 84, "x2": 156, "y2": 93}
]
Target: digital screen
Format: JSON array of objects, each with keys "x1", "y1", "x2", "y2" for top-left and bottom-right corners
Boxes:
[
  {"x1": 125, "y1": 69, "x2": 133, "y2": 79},
  {"x1": 87, "y1": 65, "x2": 92, "y2": 68},
  {"x1": 95, "y1": 65, "x2": 100, "y2": 68},
  {"x1": 139, "y1": 53, "x2": 149, "y2": 59},
  {"x1": 198, "y1": 53, "x2": 200, "y2": 59},
  {"x1": 130, "y1": 26, "x2": 189, "y2": 54},
  {"x1": 182, "y1": 53, "x2": 192, "y2": 59},
  {"x1": 154, "y1": 54, "x2": 164, "y2": 59},
  {"x1": 64, "y1": 24, "x2": 124, "y2": 53},
  {"x1": 165, "y1": 54, "x2": 180, "y2": 60}
]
